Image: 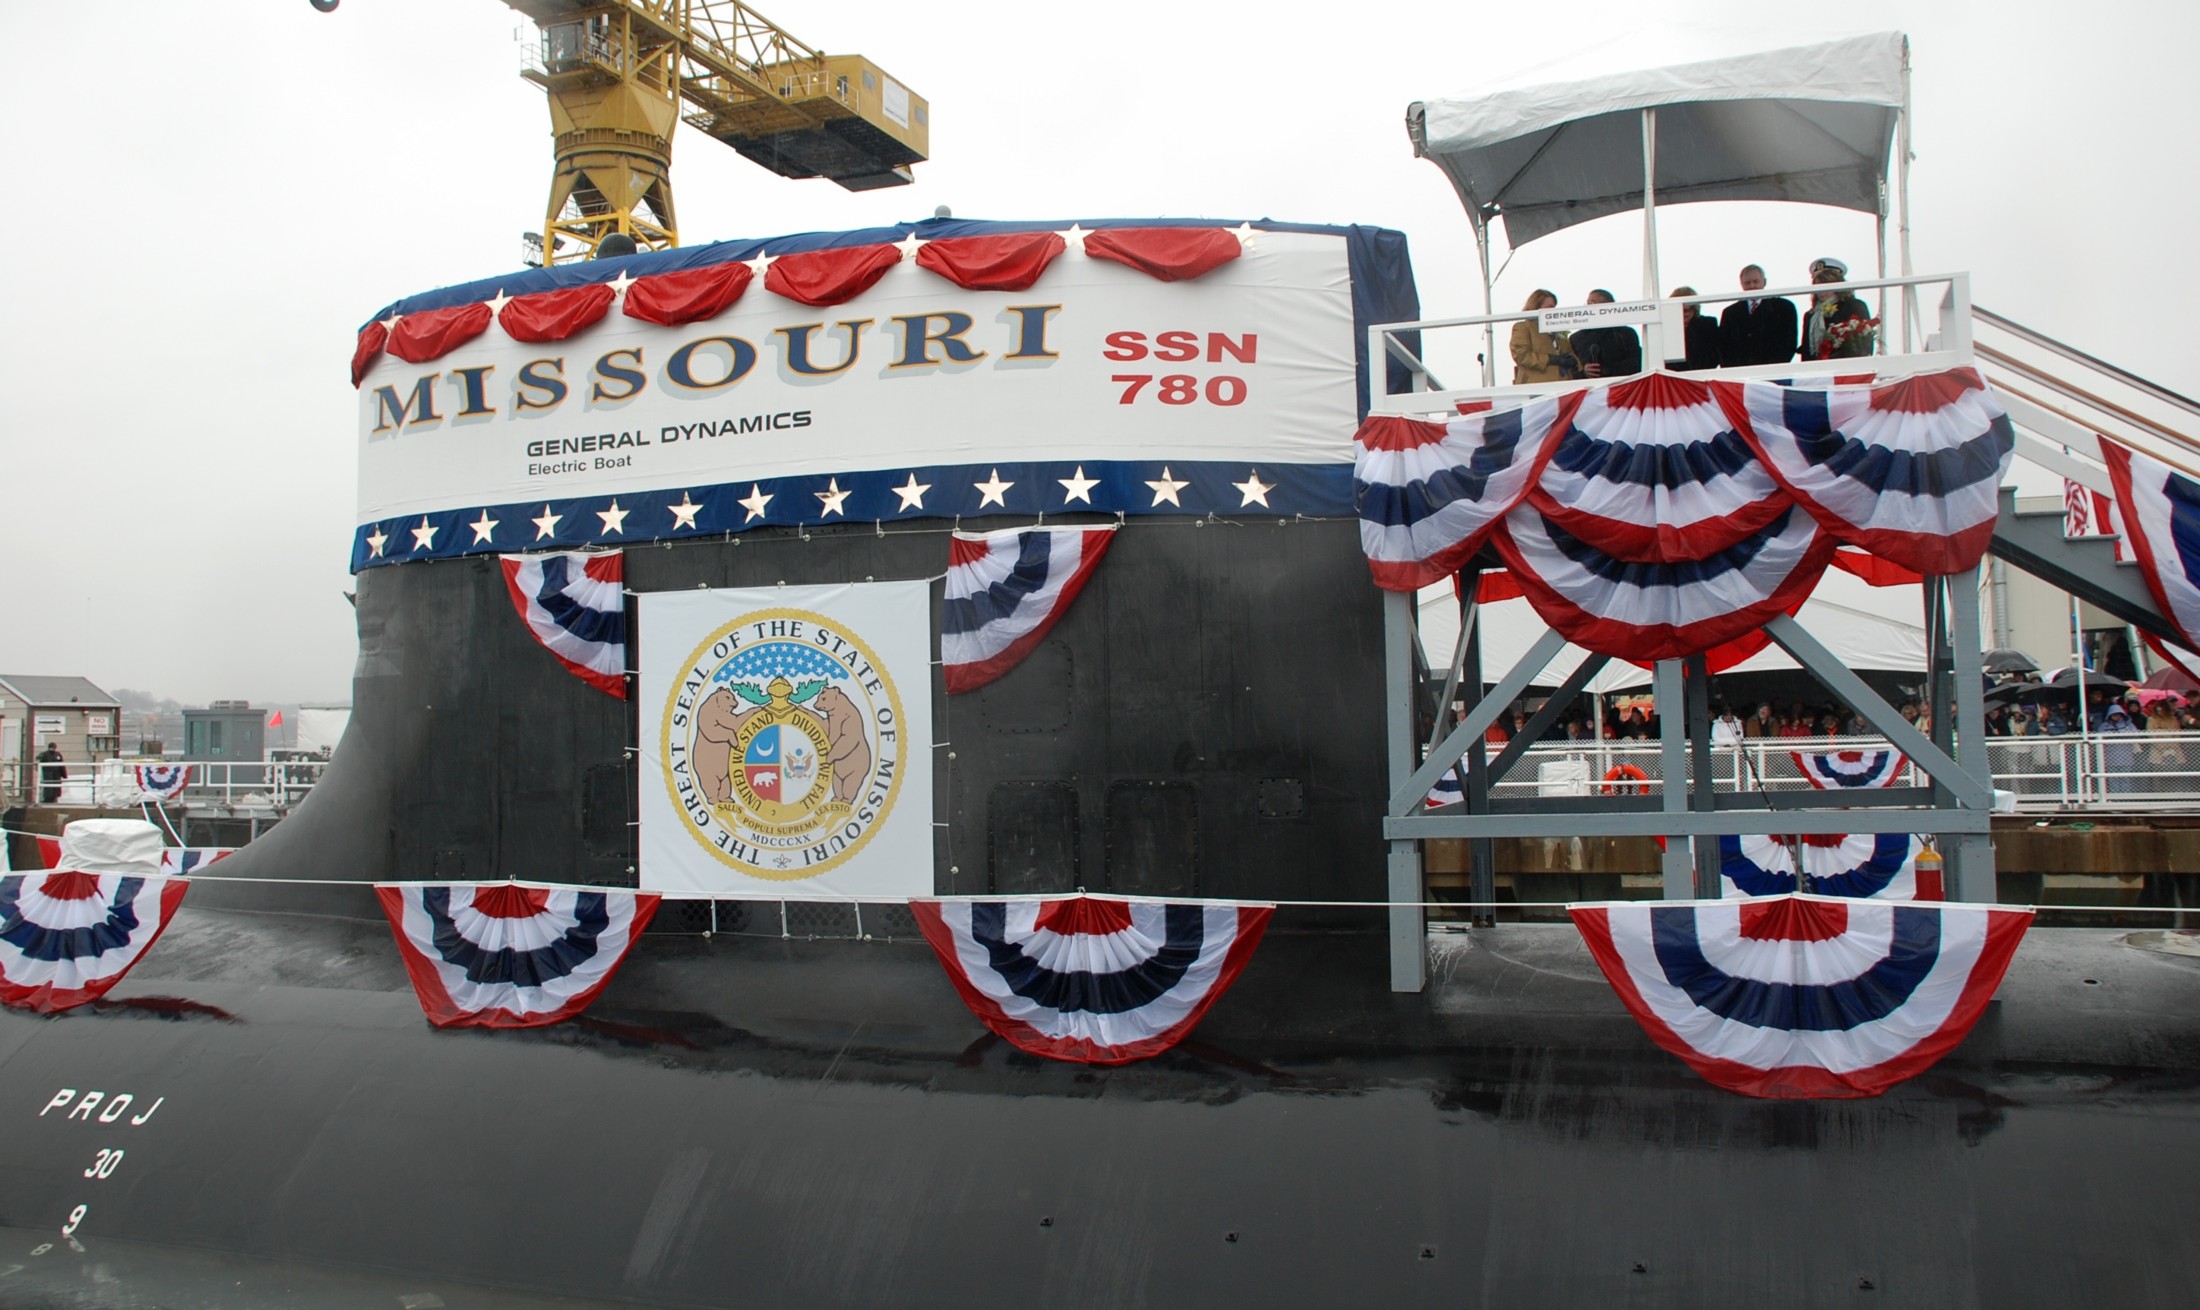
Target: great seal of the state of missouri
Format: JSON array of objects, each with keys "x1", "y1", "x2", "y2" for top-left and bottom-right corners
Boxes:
[{"x1": 660, "y1": 607, "x2": 906, "y2": 879}]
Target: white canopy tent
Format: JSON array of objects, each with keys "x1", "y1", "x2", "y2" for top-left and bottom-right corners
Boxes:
[
  {"x1": 1407, "y1": 31, "x2": 1911, "y2": 375},
  {"x1": 1416, "y1": 567, "x2": 1928, "y2": 698}
]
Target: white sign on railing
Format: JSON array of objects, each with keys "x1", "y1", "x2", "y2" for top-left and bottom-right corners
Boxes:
[{"x1": 1539, "y1": 300, "x2": 1659, "y2": 330}]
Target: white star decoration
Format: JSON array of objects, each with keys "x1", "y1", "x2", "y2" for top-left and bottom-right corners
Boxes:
[
  {"x1": 1057, "y1": 465, "x2": 1100, "y2": 504},
  {"x1": 596, "y1": 500, "x2": 630, "y2": 535},
  {"x1": 468, "y1": 510, "x2": 500, "y2": 544},
  {"x1": 1061, "y1": 223, "x2": 1088, "y2": 255},
  {"x1": 747, "y1": 250, "x2": 774, "y2": 279},
  {"x1": 892, "y1": 473, "x2": 932, "y2": 511},
  {"x1": 485, "y1": 289, "x2": 512, "y2": 315},
  {"x1": 1233, "y1": 470, "x2": 1275, "y2": 508},
  {"x1": 815, "y1": 478, "x2": 852, "y2": 517},
  {"x1": 1232, "y1": 221, "x2": 1258, "y2": 253},
  {"x1": 366, "y1": 526, "x2": 389, "y2": 558},
  {"x1": 1145, "y1": 467, "x2": 1190, "y2": 507},
  {"x1": 607, "y1": 269, "x2": 635, "y2": 297},
  {"x1": 738, "y1": 484, "x2": 773, "y2": 522},
  {"x1": 895, "y1": 231, "x2": 925, "y2": 260},
  {"x1": 974, "y1": 468, "x2": 1015, "y2": 508},
  {"x1": 532, "y1": 505, "x2": 562, "y2": 541},
  {"x1": 410, "y1": 517, "x2": 439, "y2": 551},
  {"x1": 668, "y1": 493, "x2": 702, "y2": 530}
]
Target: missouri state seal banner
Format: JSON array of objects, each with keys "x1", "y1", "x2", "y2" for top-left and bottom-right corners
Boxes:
[{"x1": 638, "y1": 584, "x2": 934, "y2": 898}]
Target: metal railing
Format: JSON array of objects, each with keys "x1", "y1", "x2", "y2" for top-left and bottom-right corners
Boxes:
[
  {"x1": 7, "y1": 759, "x2": 328, "y2": 811},
  {"x1": 1463, "y1": 732, "x2": 2200, "y2": 813},
  {"x1": 1367, "y1": 271, "x2": 1973, "y2": 414}
]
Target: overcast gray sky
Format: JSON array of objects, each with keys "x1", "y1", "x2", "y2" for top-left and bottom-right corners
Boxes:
[{"x1": 1, "y1": 0, "x2": 2187, "y2": 704}]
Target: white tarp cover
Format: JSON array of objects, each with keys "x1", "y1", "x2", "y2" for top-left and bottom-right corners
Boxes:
[
  {"x1": 57, "y1": 820, "x2": 166, "y2": 877},
  {"x1": 1418, "y1": 567, "x2": 1927, "y2": 697},
  {"x1": 1411, "y1": 32, "x2": 1905, "y2": 248},
  {"x1": 294, "y1": 706, "x2": 351, "y2": 756}
]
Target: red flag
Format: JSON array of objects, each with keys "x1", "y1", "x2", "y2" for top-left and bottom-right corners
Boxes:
[{"x1": 267, "y1": 710, "x2": 284, "y2": 727}]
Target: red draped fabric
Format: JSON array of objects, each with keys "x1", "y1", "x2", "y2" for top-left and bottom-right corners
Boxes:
[
  {"x1": 915, "y1": 232, "x2": 1067, "y2": 291},
  {"x1": 499, "y1": 283, "x2": 616, "y2": 343},
  {"x1": 387, "y1": 302, "x2": 493, "y2": 364},
  {"x1": 764, "y1": 243, "x2": 903, "y2": 307},
  {"x1": 1830, "y1": 549, "x2": 1922, "y2": 587},
  {"x1": 623, "y1": 261, "x2": 754, "y2": 326},
  {"x1": 1082, "y1": 227, "x2": 1242, "y2": 282},
  {"x1": 351, "y1": 320, "x2": 388, "y2": 387}
]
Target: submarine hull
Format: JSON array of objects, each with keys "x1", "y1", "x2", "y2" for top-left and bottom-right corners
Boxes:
[{"x1": 4, "y1": 910, "x2": 2199, "y2": 1308}]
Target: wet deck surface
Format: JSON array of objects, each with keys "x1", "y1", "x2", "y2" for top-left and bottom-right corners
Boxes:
[{"x1": 3, "y1": 910, "x2": 2198, "y2": 1308}]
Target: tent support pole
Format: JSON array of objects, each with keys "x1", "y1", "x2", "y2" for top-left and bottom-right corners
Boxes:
[
  {"x1": 1475, "y1": 215, "x2": 1497, "y2": 387},
  {"x1": 1640, "y1": 108, "x2": 1661, "y2": 302},
  {"x1": 1898, "y1": 37, "x2": 1918, "y2": 352}
]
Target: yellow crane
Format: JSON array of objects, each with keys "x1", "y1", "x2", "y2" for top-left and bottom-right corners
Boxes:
[{"x1": 494, "y1": 1, "x2": 930, "y2": 264}]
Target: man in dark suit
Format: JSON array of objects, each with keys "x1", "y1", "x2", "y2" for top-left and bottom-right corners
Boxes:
[{"x1": 1718, "y1": 264, "x2": 1798, "y2": 366}]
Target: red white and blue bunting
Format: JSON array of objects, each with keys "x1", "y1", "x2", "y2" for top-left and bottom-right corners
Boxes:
[
  {"x1": 1354, "y1": 369, "x2": 2015, "y2": 659},
  {"x1": 500, "y1": 550, "x2": 628, "y2": 699},
  {"x1": 909, "y1": 895, "x2": 1272, "y2": 1064},
  {"x1": 134, "y1": 764, "x2": 192, "y2": 801},
  {"x1": 0, "y1": 872, "x2": 191, "y2": 1013},
  {"x1": 1718, "y1": 833, "x2": 1937, "y2": 901},
  {"x1": 375, "y1": 883, "x2": 660, "y2": 1029},
  {"x1": 943, "y1": 525, "x2": 1116, "y2": 693},
  {"x1": 1571, "y1": 894, "x2": 2030, "y2": 1098},
  {"x1": 2099, "y1": 436, "x2": 2200, "y2": 652},
  {"x1": 159, "y1": 848, "x2": 232, "y2": 876},
  {"x1": 1715, "y1": 369, "x2": 2014, "y2": 576},
  {"x1": 1354, "y1": 395, "x2": 1579, "y2": 590},
  {"x1": 1493, "y1": 501, "x2": 1833, "y2": 662},
  {"x1": 1793, "y1": 749, "x2": 1906, "y2": 789},
  {"x1": 1530, "y1": 376, "x2": 1790, "y2": 561}
]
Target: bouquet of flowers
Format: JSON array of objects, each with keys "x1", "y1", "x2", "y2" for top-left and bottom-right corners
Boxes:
[{"x1": 1813, "y1": 305, "x2": 1880, "y2": 360}]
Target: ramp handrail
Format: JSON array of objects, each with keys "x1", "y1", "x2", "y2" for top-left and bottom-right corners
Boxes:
[
  {"x1": 1975, "y1": 306, "x2": 2200, "y2": 421},
  {"x1": 1977, "y1": 341, "x2": 2200, "y2": 467}
]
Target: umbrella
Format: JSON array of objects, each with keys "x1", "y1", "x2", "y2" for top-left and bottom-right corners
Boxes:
[
  {"x1": 1983, "y1": 679, "x2": 2045, "y2": 706},
  {"x1": 1981, "y1": 648, "x2": 2039, "y2": 675},
  {"x1": 2042, "y1": 667, "x2": 2131, "y2": 699},
  {"x1": 2141, "y1": 663, "x2": 2200, "y2": 694}
]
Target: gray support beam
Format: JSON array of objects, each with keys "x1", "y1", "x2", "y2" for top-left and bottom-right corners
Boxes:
[
  {"x1": 1925, "y1": 578, "x2": 1957, "y2": 807},
  {"x1": 1654, "y1": 660, "x2": 1693, "y2": 898},
  {"x1": 1485, "y1": 653, "x2": 1611, "y2": 784},
  {"x1": 1382, "y1": 591, "x2": 1424, "y2": 992},
  {"x1": 1945, "y1": 567, "x2": 2000, "y2": 902},
  {"x1": 1764, "y1": 615, "x2": 1994, "y2": 809},
  {"x1": 1423, "y1": 572, "x2": 1476, "y2": 757},
  {"x1": 1463, "y1": 605, "x2": 1496, "y2": 925},
  {"x1": 1684, "y1": 653, "x2": 1720, "y2": 897},
  {"x1": 1388, "y1": 627, "x2": 1569, "y2": 815}
]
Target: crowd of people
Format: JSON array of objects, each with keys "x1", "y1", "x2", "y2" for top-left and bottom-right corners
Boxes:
[
  {"x1": 1483, "y1": 698, "x2": 1877, "y2": 747},
  {"x1": 1482, "y1": 686, "x2": 2200, "y2": 750},
  {"x1": 1510, "y1": 257, "x2": 1880, "y2": 384}
]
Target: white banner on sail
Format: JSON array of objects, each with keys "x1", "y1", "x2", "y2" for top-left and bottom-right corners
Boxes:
[
  {"x1": 355, "y1": 232, "x2": 1357, "y2": 527},
  {"x1": 639, "y1": 585, "x2": 933, "y2": 899}
]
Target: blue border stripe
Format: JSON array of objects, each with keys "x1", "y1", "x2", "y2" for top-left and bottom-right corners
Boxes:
[{"x1": 354, "y1": 460, "x2": 1352, "y2": 573}]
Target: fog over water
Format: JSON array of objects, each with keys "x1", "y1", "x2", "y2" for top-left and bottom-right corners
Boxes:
[{"x1": 1, "y1": 0, "x2": 2184, "y2": 703}]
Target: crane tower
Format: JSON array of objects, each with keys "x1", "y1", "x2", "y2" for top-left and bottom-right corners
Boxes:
[{"x1": 502, "y1": 1, "x2": 930, "y2": 265}]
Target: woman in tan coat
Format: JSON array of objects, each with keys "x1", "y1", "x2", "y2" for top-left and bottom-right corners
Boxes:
[{"x1": 1510, "y1": 289, "x2": 1573, "y2": 384}]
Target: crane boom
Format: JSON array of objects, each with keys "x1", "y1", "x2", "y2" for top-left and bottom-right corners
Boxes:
[{"x1": 503, "y1": 1, "x2": 929, "y2": 264}]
